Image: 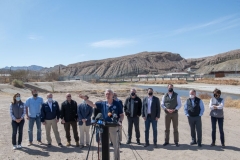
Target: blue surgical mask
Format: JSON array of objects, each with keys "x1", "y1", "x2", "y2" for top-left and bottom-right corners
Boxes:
[
  {"x1": 48, "y1": 98, "x2": 53, "y2": 102},
  {"x1": 16, "y1": 97, "x2": 21, "y2": 101}
]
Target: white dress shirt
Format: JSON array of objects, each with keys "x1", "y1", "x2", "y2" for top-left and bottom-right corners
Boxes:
[
  {"x1": 48, "y1": 101, "x2": 52, "y2": 112},
  {"x1": 147, "y1": 96, "x2": 153, "y2": 114}
]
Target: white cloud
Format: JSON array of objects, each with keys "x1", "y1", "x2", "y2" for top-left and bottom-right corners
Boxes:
[
  {"x1": 90, "y1": 39, "x2": 135, "y2": 48},
  {"x1": 173, "y1": 15, "x2": 236, "y2": 34},
  {"x1": 28, "y1": 34, "x2": 42, "y2": 40}
]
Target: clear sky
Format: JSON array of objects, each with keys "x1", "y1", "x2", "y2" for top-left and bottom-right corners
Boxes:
[{"x1": 0, "y1": 0, "x2": 240, "y2": 68}]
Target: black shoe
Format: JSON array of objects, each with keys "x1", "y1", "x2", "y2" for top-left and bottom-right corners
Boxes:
[
  {"x1": 222, "y1": 144, "x2": 225, "y2": 148},
  {"x1": 137, "y1": 141, "x2": 141, "y2": 145},
  {"x1": 198, "y1": 143, "x2": 202, "y2": 147},
  {"x1": 154, "y1": 144, "x2": 158, "y2": 148},
  {"x1": 47, "y1": 143, "x2": 51, "y2": 146},
  {"x1": 144, "y1": 143, "x2": 149, "y2": 147},
  {"x1": 110, "y1": 142, "x2": 113, "y2": 146},
  {"x1": 58, "y1": 143, "x2": 63, "y2": 147},
  {"x1": 126, "y1": 140, "x2": 131, "y2": 144},
  {"x1": 119, "y1": 142, "x2": 121, "y2": 145},
  {"x1": 210, "y1": 143, "x2": 215, "y2": 147},
  {"x1": 190, "y1": 141, "x2": 197, "y2": 145},
  {"x1": 163, "y1": 142, "x2": 169, "y2": 146},
  {"x1": 175, "y1": 143, "x2": 179, "y2": 147}
]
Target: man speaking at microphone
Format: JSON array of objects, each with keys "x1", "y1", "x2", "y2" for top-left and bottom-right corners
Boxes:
[{"x1": 79, "y1": 89, "x2": 124, "y2": 160}]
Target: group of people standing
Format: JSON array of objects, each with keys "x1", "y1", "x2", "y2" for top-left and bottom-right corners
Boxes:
[
  {"x1": 123, "y1": 84, "x2": 225, "y2": 149},
  {"x1": 10, "y1": 85, "x2": 225, "y2": 160}
]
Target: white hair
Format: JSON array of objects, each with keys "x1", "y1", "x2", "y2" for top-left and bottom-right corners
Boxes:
[
  {"x1": 47, "y1": 93, "x2": 52, "y2": 97},
  {"x1": 105, "y1": 89, "x2": 114, "y2": 94}
]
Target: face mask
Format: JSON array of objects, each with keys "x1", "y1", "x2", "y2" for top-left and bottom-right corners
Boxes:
[
  {"x1": 16, "y1": 97, "x2": 21, "y2": 101},
  {"x1": 214, "y1": 94, "x2": 220, "y2": 98},
  {"x1": 33, "y1": 94, "x2": 38, "y2": 97},
  {"x1": 189, "y1": 95, "x2": 195, "y2": 99},
  {"x1": 148, "y1": 92, "x2": 153, "y2": 96},
  {"x1": 168, "y1": 88, "x2": 173, "y2": 92},
  {"x1": 83, "y1": 100, "x2": 86, "y2": 104},
  {"x1": 48, "y1": 98, "x2": 53, "y2": 102},
  {"x1": 131, "y1": 92, "x2": 136, "y2": 96}
]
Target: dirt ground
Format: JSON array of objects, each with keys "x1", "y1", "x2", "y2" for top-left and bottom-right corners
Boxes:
[{"x1": 0, "y1": 81, "x2": 240, "y2": 160}]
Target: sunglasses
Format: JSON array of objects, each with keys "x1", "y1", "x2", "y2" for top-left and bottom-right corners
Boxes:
[{"x1": 67, "y1": 96, "x2": 71, "y2": 97}]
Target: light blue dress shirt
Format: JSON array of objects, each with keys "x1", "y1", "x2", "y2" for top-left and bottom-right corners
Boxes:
[{"x1": 184, "y1": 98, "x2": 205, "y2": 116}]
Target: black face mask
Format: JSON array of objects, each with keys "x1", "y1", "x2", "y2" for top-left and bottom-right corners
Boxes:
[
  {"x1": 33, "y1": 94, "x2": 38, "y2": 97},
  {"x1": 168, "y1": 88, "x2": 173, "y2": 92},
  {"x1": 148, "y1": 92, "x2": 153, "y2": 96},
  {"x1": 131, "y1": 92, "x2": 136, "y2": 96},
  {"x1": 214, "y1": 94, "x2": 220, "y2": 98}
]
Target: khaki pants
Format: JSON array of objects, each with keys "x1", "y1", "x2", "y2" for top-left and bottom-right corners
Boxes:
[
  {"x1": 79, "y1": 123, "x2": 90, "y2": 145},
  {"x1": 45, "y1": 119, "x2": 61, "y2": 144},
  {"x1": 119, "y1": 126, "x2": 122, "y2": 142},
  {"x1": 109, "y1": 127, "x2": 120, "y2": 160},
  {"x1": 165, "y1": 113, "x2": 179, "y2": 143}
]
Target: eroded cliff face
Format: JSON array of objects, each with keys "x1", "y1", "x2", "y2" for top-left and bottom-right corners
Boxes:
[
  {"x1": 42, "y1": 49, "x2": 240, "y2": 77},
  {"x1": 61, "y1": 52, "x2": 189, "y2": 78}
]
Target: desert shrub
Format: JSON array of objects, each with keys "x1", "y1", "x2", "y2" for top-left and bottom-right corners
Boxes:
[
  {"x1": 12, "y1": 79, "x2": 24, "y2": 88},
  {"x1": 198, "y1": 92, "x2": 212, "y2": 100},
  {"x1": 225, "y1": 97, "x2": 240, "y2": 108},
  {"x1": 196, "y1": 79, "x2": 240, "y2": 85}
]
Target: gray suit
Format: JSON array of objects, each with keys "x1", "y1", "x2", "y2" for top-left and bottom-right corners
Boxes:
[
  {"x1": 142, "y1": 96, "x2": 161, "y2": 144},
  {"x1": 142, "y1": 96, "x2": 161, "y2": 119}
]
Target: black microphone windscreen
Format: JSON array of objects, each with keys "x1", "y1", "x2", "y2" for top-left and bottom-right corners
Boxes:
[{"x1": 95, "y1": 113, "x2": 103, "y2": 120}]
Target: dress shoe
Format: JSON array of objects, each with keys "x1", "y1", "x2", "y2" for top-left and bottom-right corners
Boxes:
[
  {"x1": 210, "y1": 143, "x2": 215, "y2": 147},
  {"x1": 144, "y1": 143, "x2": 149, "y2": 147},
  {"x1": 163, "y1": 142, "x2": 169, "y2": 146},
  {"x1": 154, "y1": 144, "x2": 158, "y2": 148},
  {"x1": 126, "y1": 140, "x2": 131, "y2": 144},
  {"x1": 190, "y1": 141, "x2": 197, "y2": 145},
  {"x1": 175, "y1": 143, "x2": 179, "y2": 147},
  {"x1": 198, "y1": 143, "x2": 202, "y2": 147}
]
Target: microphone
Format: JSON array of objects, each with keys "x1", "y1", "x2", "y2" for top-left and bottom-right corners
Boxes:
[{"x1": 95, "y1": 113, "x2": 103, "y2": 121}]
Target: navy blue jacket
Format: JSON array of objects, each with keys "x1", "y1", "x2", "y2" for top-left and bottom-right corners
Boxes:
[
  {"x1": 41, "y1": 101, "x2": 60, "y2": 122},
  {"x1": 77, "y1": 103, "x2": 93, "y2": 126}
]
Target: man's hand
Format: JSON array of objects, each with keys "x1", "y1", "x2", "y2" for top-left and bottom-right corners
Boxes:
[
  {"x1": 61, "y1": 119, "x2": 65, "y2": 124},
  {"x1": 79, "y1": 94, "x2": 87, "y2": 100},
  {"x1": 82, "y1": 119, "x2": 86, "y2": 123},
  {"x1": 143, "y1": 117, "x2": 146, "y2": 121},
  {"x1": 155, "y1": 117, "x2": 159, "y2": 121},
  {"x1": 214, "y1": 106, "x2": 218, "y2": 109},
  {"x1": 56, "y1": 119, "x2": 59, "y2": 123},
  {"x1": 42, "y1": 122, "x2": 46, "y2": 125},
  {"x1": 15, "y1": 119, "x2": 20, "y2": 123},
  {"x1": 26, "y1": 116, "x2": 29, "y2": 120}
]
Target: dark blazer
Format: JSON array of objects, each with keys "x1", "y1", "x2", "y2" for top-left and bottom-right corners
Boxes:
[
  {"x1": 142, "y1": 96, "x2": 161, "y2": 120},
  {"x1": 41, "y1": 101, "x2": 60, "y2": 122},
  {"x1": 77, "y1": 103, "x2": 93, "y2": 126},
  {"x1": 124, "y1": 96, "x2": 142, "y2": 117}
]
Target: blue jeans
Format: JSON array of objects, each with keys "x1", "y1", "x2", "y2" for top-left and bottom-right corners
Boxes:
[
  {"x1": 145, "y1": 115, "x2": 158, "y2": 144},
  {"x1": 28, "y1": 116, "x2": 41, "y2": 142},
  {"x1": 211, "y1": 117, "x2": 224, "y2": 144}
]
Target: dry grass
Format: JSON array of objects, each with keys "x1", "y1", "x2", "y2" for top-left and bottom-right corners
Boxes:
[
  {"x1": 225, "y1": 97, "x2": 240, "y2": 108},
  {"x1": 196, "y1": 78, "x2": 240, "y2": 85},
  {"x1": 198, "y1": 92, "x2": 212, "y2": 100},
  {"x1": 138, "y1": 80, "x2": 187, "y2": 84}
]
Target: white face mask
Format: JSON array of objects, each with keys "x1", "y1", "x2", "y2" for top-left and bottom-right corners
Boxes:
[
  {"x1": 48, "y1": 98, "x2": 53, "y2": 102},
  {"x1": 83, "y1": 100, "x2": 86, "y2": 104},
  {"x1": 189, "y1": 95, "x2": 195, "y2": 99},
  {"x1": 16, "y1": 97, "x2": 21, "y2": 101}
]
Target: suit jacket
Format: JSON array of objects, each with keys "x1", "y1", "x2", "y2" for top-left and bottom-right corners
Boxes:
[
  {"x1": 41, "y1": 101, "x2": 60, "y2": 122},
  {"x1": 142, "y1": 96, "x2": 161, "y2": 120},
  {"x1": 77, "y1": 103, "x2": 93, "y2": 126}
]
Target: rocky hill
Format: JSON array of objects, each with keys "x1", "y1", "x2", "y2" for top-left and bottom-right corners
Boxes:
[
  {"x1": 43, "y1": 49, "x2": 240, "y2": 78},
  {"x1": 59, "y1": 52, "x2": 191, "y2": 78}
]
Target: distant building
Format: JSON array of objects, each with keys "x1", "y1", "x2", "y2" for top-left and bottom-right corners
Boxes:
[
  {"x1": 187, "y1": 67, "x2": 199, "y2": 72},
  {"x1": 209, "y1": 71, "x2": 240, "y2": 77},
  {"x1": 165, "y1": 72, "x2": 190, "y2": 77}
]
